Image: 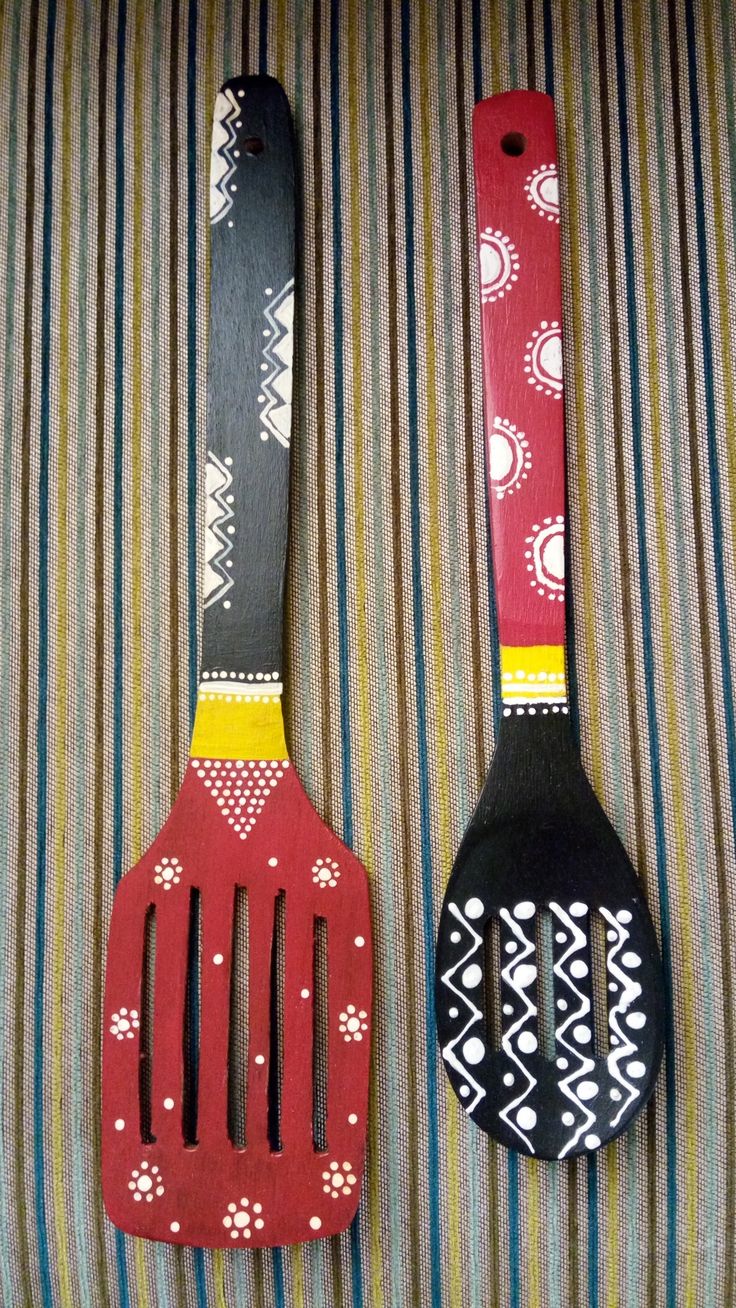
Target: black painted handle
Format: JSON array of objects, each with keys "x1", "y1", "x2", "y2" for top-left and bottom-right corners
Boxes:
[{"x1": 201, "y1": 75, "x2": 295, "y2": 682}]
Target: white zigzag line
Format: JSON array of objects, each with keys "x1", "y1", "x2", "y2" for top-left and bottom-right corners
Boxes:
[
  {"x1": 260, "y1": 279, "x2": 294, "y2": 448},
  {"x1": 210, "y1": 88, "x2": 239, "y2": 225},
  {"x1": 204, "y1": 451, "x2": 234, "y2": 609},
  {"x1": 600, "y1": 906, "x2": 641, "y2": 1127},
  {"x1": 549, "y1": 902, "x2": 597, "y2": 1158},
  {"x1": 498, "y1": 909, "x2": 537, "y2": 1153},
  {"x1": 439, "y1": 904, "x2": 486, "y2": 1114}
]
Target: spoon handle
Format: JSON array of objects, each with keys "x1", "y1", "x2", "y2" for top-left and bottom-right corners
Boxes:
[{"x1": 474, "y1": 91, "x2": 568, "y2": 712}]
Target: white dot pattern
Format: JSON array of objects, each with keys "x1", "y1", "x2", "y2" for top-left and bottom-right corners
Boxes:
[{"x1": 191, "y1": 758, "x2": 287, "y2": 839}]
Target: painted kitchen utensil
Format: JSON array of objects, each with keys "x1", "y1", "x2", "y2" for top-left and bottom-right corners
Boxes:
[
  {"x1": 435, "y1": 91, "x2": 664, "y2": 1159},
  {"x1": 103, "y1": 75, "x2": 371, "y2": 1246}
]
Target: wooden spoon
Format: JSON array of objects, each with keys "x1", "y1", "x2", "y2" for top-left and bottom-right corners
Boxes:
[
  {"x1": 102, "y1": 75, "x2": 372, "y2": 1246},
  {"x1": 435, "y1": 91, "x2": 664, "y2": 1159}
]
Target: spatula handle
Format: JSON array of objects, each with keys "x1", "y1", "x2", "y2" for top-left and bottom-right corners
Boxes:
[
  {"x1": 201, "y1": 75, "x2": 295, "y2": 682},
  {"x1": 473, "y1": 92, "x2": 567, "y2": 700}
]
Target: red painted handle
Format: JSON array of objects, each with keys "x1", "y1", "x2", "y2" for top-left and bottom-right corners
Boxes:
[{"x1": 473, "y1": 91, "x2": 565, "y2": 650}]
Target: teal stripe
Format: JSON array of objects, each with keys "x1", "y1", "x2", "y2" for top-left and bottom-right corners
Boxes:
[
  {"x1": 579, "y1": 0, "x2": 642, "y2": 1299},
  {"x1": 327, "y1": 1, "x2": 365, "y2": 1297},
  {"x1": 364, "y1": 3, "x2": 403, "y2": 1301},
  {"x1": 648, "y1": 4, "x2": 719, "y2": 1304},
  {"x1": 612, "y1": 4, "x2": 678, "y2": 1301},
  {"x1": 0, "y1": 2, "x2": 23, "y2": 1297},
  {"x1": 399, "y1": 5, "x2": 444, "y2": 1303},
  {"x1": 289, "y1": 6, "x2": 328, "y2": 1302}
]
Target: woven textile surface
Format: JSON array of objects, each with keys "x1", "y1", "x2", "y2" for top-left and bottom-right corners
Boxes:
[{"x1": 2, "y1": 0, "x2": 736, "y2": 1303}]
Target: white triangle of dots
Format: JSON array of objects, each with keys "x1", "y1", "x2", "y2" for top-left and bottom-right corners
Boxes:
[{"x1": 190, "y1": 758, "x2": 289, "y2": 839}]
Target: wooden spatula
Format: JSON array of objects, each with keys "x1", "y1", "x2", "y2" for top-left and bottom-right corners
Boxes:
[
  {"x1": 435, "y1": 91, "x2": 664, "y2": 1159},
  {"x1": 102, "y1": 75, "x2": 372, "y2": 1247}
]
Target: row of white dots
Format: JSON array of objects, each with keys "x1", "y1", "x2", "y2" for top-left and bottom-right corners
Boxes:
[
  {"x1": 201, "y1": 670, "x2": 280, "y2": 681},
  {"x1": 503, "y1": 705, "x2": 569, "y2": 716},
  {"x1": 190, "y1": 759, "x2": 289, "y2": 769},
  {"x1": 198, "y1": 693, "x2": 280, "y2": 703},
  {"x1": 502, "y1": 671, "x2": 565, "y2": 683}
]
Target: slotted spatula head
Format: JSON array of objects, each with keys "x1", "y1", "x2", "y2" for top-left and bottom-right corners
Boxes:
[
  {"x1": 435, "y1": 91, "x2": 664, "y2": 1159},
  {"x1": 102, "y1": 75, "x2": 372, "y2": 1247}
]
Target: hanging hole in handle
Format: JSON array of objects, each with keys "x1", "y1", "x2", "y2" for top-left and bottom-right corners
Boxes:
[
  {"x1": 501, "y1": 131, "x2": 528, "y2": 157},
  {"x1": 242, "y1": 136, "x2": 264, "y2": 156}
]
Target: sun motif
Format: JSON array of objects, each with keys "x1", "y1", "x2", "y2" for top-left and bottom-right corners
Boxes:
[
  {"x1": 338, "y1": 1004, "x2": 368, "y2": 1042},
  {"x1": 523, "y1": 321, "x2": 563, "y2": 398},
  {"x1": 154, "y1": 856, "x2": 182, "y2": 890},
  {"x1": 222, "y1": 1196, "x2": 265, "y2": 1240},
  {"x1": 524, "y1": 164, "x2": 560, "y2": 222},
  {"x1": 312, "y1": 856, "x2": 340, "y2": 889},
  {"x1": 128, "y1": 1161, "x2": 164, "y2": 1203},
  {"x1": 479, "y1": 228, "x2": 520, "y2": 303},
  {"x1": 109, "y1": 1007, "x2": 139, "y2": 1040},
  {"x1": 321, "y1": 1160, "x2": 358, "y2": 1199},
  {"x1": 487, "y1": 417, "x2": 532, "y2": 499},
  {"x1": 524, "y1": 517, "x2": 565, "y2": 599}
]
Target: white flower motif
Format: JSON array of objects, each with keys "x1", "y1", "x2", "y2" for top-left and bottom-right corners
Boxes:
[
  {"x1": 338, "y1": 1005, "x2": 368, "y2": 1042},
  {"x1": 312, "y1": 857, "x2": 340, "y2": 889},
  {"x1": 222, "y1": 1196, "x2": 265, "y2": 1240},
  {"x1": 321, "y1": 1160, "x2": 357, "y2": 1199},
  {"x1": 128, "y1": 1161, "x2": 164, "y2": 1203},
  {"x1": 154, "y1": 856, "x2": 182, "y2": 889},
  {"x1": 110, "y1": 1007, "x2": 139, "y2": 1040}
]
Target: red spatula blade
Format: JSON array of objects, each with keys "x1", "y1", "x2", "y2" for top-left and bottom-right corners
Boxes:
[{"x1": 103, "y1": 763, "x2": 371, "y2": 1247}]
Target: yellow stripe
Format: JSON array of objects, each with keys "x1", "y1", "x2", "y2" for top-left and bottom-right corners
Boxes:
[
  {"x1": 346, "y1": 3, "x2": 382, "y2": 1302},
  {"x1": 212, "y1": 1251, "x2": 226, "y2": 1308},
  {"x1": 631, "y1": 7, "x2": 698, "y2": 1303},
  {"x1": 417, "y1": 6, "x2": 462, "y2": 1304},
  {"x1": 275, "y1": 0, "x2": 287, "y2": 87},
  {"x1": 500, "y1": 644, "x2": 567, "y2": 701},
  {"x1": 190, "y1": 694, "x2": 288, "y2": 760},
  {"x1": 558, "y1": 5, "x2": 603, "y2": 788},
  {"x1": 701, "y1": 2, "x2": 736, "y2": 545},
  {"x1": 487, "y1": 3, "x2": 502, "y2": 96},
  {"x1": 52, "y1": 1, "x2": 75, "y2": 1300}
]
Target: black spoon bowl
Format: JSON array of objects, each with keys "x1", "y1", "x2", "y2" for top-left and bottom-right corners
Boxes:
[{"x1": 436, "y1": 713, "x2": 664, "y2": 1159}]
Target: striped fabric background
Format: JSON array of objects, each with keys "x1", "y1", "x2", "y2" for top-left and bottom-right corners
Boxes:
[{"x1": 1, "y1": 0, "x2": 735, "y2": 1304}]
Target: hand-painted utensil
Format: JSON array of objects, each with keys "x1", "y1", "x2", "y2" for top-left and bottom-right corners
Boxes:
[
  {"x1": 435, "y1": 91, "x2": 664, "y2": 1160},
  {"x1": 103, "y1": 75, "x2": 372, "y2": 1246}
]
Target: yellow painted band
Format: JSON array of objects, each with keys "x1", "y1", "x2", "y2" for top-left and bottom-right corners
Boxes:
[
  {"x1": 190, "y1": 695, "x2": 288, "y2": 761},
  {"x1": 500, "y1": 645, "x2": 567, "y2": 701}
]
